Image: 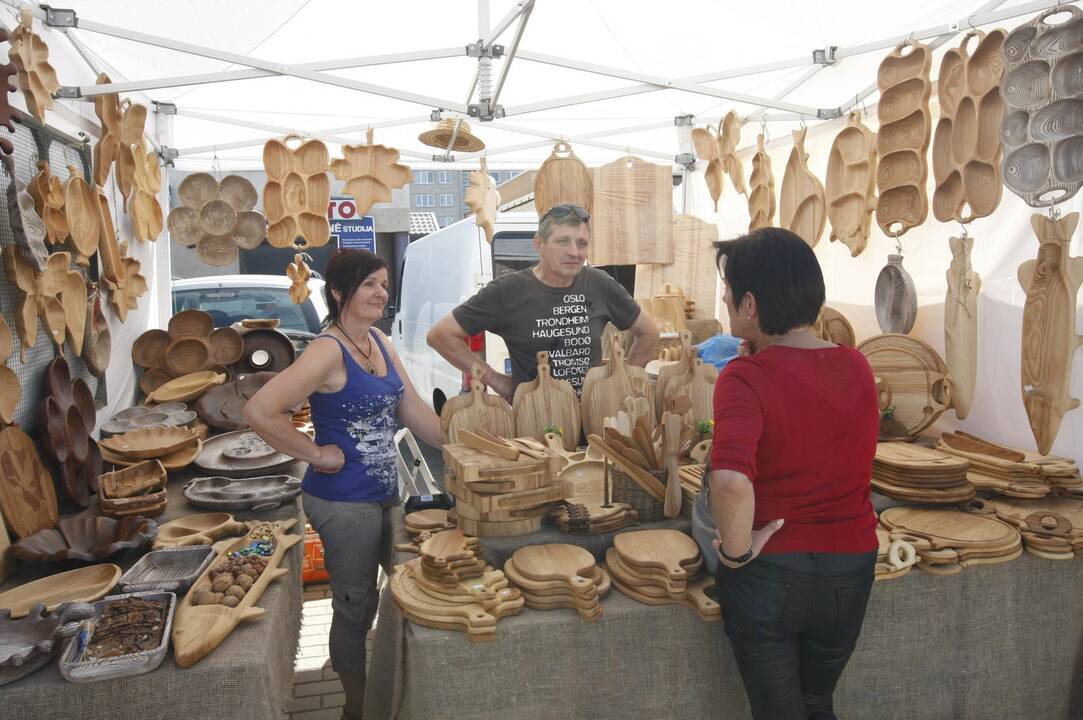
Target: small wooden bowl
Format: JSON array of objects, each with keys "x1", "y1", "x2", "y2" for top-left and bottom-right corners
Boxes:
[
  {"x1": 132, "y1": 329, "x2": 171, "y2": 369},
  {"x1": 218, "y1": 175, "x2": 259, "y2": 211},
  {"x1": 196, "y1": 234, "x2": 238, "y2": 266},
  {"x1": 167, "y1": 206, "x2": 202, "y2": 248},
  {"x1": 177, "y1": 172, "x2": 218, "y2": 209},
  {"x1": 165, "y1": 337, "x2": 210, "y2": 376},
  {"x1": 139, "y1": 368, "x2": 174, "y2": 396},
  {"x1": 209, "y1": 327, "x2": 243, "y2": 365},
  {"x1": 232, "y1": 211, "x2": 266, "y2": 249},
  {"x1": 167, "y1": 309, "x2": 214, "y2": 340},
  {"x1": 198, "y1": 199, "x2": 236, "y2": 236}
]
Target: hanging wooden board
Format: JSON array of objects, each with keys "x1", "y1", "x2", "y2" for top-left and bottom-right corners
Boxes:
[
  {"x1": 1018, "y1": 212, "x2": 1083, "y2": 455},
  {"x1": 814, "y1": 306, "x2": 856, "y2": 347},
  {"x1": 747, "y1": 134, "x2": 776, "y2": 231},
  {"x1": 441, "y1": 366, "x2": 515, "y2": 444},
  {"x1": 590, "y1": 155, "x2": 673, "y2": 265},
  {"x1": 465, "y1": 162, "x2": 499, "y2": 244},
  {"x1": 262, "y1": 136, "x2": 332, "y2": 249},
  {"x1": 932, "y1": 30, "x2": 1006, "y2": 223},
  {"x1": 1000, "y1": 6, "x2": 1083, "y2": 208},
  {"x1": 779, "y1": 127, "x2": 826, "y2": 247},
  {"x1": 581, "y1": 335, "x2": 635, "y2": 439},
  {"x1": 512, "y1": 352, "x2": 579, "y2": 452},
  {"x1": 0, "y1": 425, "x2": 59, "y2": 538},
  {"x1": 329, "y1": 136, "x2": 411, "y2": 216},
  {"x1": 825, "y1": 111, "x2": 878, "y2": 256},
  {"x1": 875, "y1": 39, "x2": 932, "y2": 236},
  {"x1": 858, "y1": 335, "x2": 952, "y2": 437},
  {"x1": 635, "y1": 215, "x2": 718, "y2": 321},
  {"x1": 945, "y1": 235, "x2": 980, "y2": 419},
  {"x1": 874, "y1": 253, "x2": 918, "y2": 334},
  {"x1": 533, "y1": 142, "x2": 592, "y2": 218},
  {"x1": 28, "y1": 162, "x2": 68, "y2": 246},
  {"x1": 63, "y1": 165, "x2": 99, "y2": 268}
]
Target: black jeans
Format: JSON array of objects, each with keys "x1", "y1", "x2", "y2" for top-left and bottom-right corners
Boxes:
[{"x1": 716, "y1": 551, "x2": 876, "y2": 720}]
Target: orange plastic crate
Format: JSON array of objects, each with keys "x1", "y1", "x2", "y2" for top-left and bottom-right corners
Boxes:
[{"x1": 302, "y1": 523, "x2": 329, "y2": 584}]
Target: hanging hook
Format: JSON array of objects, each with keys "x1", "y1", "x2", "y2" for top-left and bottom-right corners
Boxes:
[
  {"x1": 799, "y1": 114, "x2": 807, "y2": 129},
  {"x1": 1049, "y1": 203, "x2": 1062, "y2": 221},
  {"x1": 967, "y1": 14, "x2": 978, "y2": 32},
  {"x1": 893, "y1": 228, "x2": 903, "y2": 254},
  {"x1": 958, "y1": 221, "x2": 970, "y2": 239}
]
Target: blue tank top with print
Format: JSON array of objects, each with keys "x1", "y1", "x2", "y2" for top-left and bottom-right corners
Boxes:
[{"x1": 302, "y1": 332, "x2": 404, "y2": 502}]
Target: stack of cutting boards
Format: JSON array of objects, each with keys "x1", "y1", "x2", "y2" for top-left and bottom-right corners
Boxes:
[
  {"x1": 443, "y1": 430, "x2": 565, "y2": 537},
  {"x1": 935, "y1": 431, "x2": 1082, "y2": 497},
  {"x1": 503, "y1": 544, "x2": 611, "y2": 621},
  {"x1": 605, "y1": 529, "x2": 720, "y2": 621},
  {"x1": 396, "y1": 509, "x2": 457, "y2": 553},
  {"x1": 879, "y1": 506, "x2": 1022, "y2": 576},
  {"x1": 872, "y1": 442, "x2": 975, "y2": 504},
  {"x1": 390, "y1": 529, "x2": 523, "y2": 641},
  {"x1": 971, "y1": 496, "x2": 1083, "y2": 561}
]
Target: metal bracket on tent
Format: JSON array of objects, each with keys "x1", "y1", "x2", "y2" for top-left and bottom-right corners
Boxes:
[
  {"x1": 430, "y1": 154, "x2": 456, "y2": 163},
  {"x1": 465, "y1": 42, "x2": 505, "y2": 59},
  {"x1": 55, "y1": 86, "x2": 82, "y2": 99},
  {"x1": 154, "y1": 101, "x2": 177, "y2": 115},
  {"x1": 158, "y1": 146, "x2": 179, "y2": 166},
  {"x1": 817, "y1": 107, "x2": 843, "y2": 120},
  {"x1": 673, "y1": 115, "x2": 693, "y2": 127},
  {"x1": 812, "y1": 46, "x2": 838, "y2": 66},
  {"x1": 40, "y1": 6, "x2": 78, "y2": 28},
  {"x1": 675, "y1": 153, "x2": 696, "y2": 170},
  {"x1": 468, "y1": 101, "x2": 505, "y2": 121}
]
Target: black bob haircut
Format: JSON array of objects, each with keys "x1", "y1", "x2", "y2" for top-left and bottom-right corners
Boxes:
[
  {"x1": 713, "y1": 227, "x2": 825, "y2": 336},
  {"x1": 323, "y1": 248, "x2": 388, "y2": 327}
]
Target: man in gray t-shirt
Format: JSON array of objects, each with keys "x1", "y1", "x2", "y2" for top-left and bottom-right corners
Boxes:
[{"x1": 427, "y1": 203, "x2": 658, "y2": 401}]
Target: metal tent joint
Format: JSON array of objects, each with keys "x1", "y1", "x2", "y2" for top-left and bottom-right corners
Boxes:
[
  {"x1": 674, "y1": 152, "x2": 695, "y2": 169},
  {"x1": 55, "y1": 86, "x2": 82, "y2": 99},
  {"x1": 812, "y1": 46, "x2": 838, "y2": 65},
  {"x1": 430, "y1": 154, "x2": 457, "y2": 163},
  {"x1": 40, "y1": 5, "x2": 77, "y2": 28},
  {"x1": 158, "y1": 146, "x2": 179, "y2": 166},
  {"x1": 468, "y1": 101, "x2": 505, "y2": 122},
  {"x1": 673, "y1": 114, "x2": 693, "y2": 127},
  {"x1": 154, "y1": 101, "x2": 177, "y2": 115},
  {"x1": 466, "y1": 42, "x2": 505, "y2": 59},
  {"x1": 817, "y1": 107, "x2": 843, "y2": 120}
]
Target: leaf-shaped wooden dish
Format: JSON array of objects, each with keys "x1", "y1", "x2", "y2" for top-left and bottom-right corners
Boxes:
[
  {"x1": 0, "y1": 425, "x2": 58, "y2": 538},
  {"x1": 0, "y1": 565, "x2": 121, "y2": 619},
  {"x1": 99, "y1": 426, "x2": 199, "y2": 460},
  {"x1": 779, "y1": 126, "x2": 826, "y2": 246},
  {"x1": 11, "y1": 516, "x2": 158, "y2": 563},
  {"x1": 145, "y1": 371, "x2": 227, "y2": 404},
  {"x1": 330, "y1": 141, "x2": 411, "y2": 215}
]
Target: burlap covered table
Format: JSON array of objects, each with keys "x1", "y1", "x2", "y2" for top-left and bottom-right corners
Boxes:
[
  {"x1": 0, "y1": 463, "x2": 305, "y2": 720},
  {"x1": 366, "y1": 502, "x2": 1083, "y2": 719}
]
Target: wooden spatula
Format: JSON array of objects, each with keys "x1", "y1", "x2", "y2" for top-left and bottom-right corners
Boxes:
[
  {"x1": 663, "y1": 412, "x2": 683, "y2": 518},
  {"x1": 587, "y1": 434, "x2": 666, "y2": 500}
]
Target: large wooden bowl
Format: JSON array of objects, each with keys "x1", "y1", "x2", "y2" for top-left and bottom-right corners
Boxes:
[
  {"x1": 11, "y1": 516, "x2": 158, "y2": 563},
  {"x1": 99, "y1": 426, "x2": 199, "y2": 460},
  {"x1": 0, "y1": 565, "x2": 121, "y2": 618}
]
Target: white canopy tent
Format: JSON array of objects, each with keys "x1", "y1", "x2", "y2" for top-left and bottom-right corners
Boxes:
[{"x1": 2, "y1": 0, "x2": 1081, "y2": 463}]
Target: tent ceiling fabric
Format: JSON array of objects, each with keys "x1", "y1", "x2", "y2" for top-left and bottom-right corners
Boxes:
[{"x1": 3, "y1": 0, "x2": 1076, "y2": 170}]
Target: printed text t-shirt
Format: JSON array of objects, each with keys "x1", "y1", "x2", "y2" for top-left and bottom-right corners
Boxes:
[{"x1": 453, "y1": 266, "x2": 640, "y2": 394}]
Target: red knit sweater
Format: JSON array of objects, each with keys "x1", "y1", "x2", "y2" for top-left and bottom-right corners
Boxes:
[{"x1": 710, "y1": 344, "x2": 879, "y2": 554}]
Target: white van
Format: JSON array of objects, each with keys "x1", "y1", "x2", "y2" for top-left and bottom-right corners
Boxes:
[{"x1": 392, "y1": 213, "x2": 539, "y2": 413}]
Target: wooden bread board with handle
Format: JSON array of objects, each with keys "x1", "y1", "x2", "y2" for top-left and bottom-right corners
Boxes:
[
  {"x1": 1017, "y1": 212, "x2": 1083, "y2": 455},
  {"x1": 581, "y1": 336, "x2": 636, "y2": 439},
  {"x1": 444, "y1": 472, "x2": 564, "y2": 514},
  {"x1": 391, "y1": 560, "x2": 523, "y2": 641},
  {"x1": 612, "y1": 529, "x2": 701, "y2": 581},
  {"x1": 453, "y1": 513, "x2": 543, "y2": 538},
  {"x1": 503, "y1": 562, "x2": 600, "y2": 602},
  {"x1": 441, "y1": 365, "x2": 516, "y2": 444},
  {"x1": 507, "y1": 544, "x2": 596, "y2": 586},
  {"x1": 533, "y1": 142, "x2": 592, "y2": 217},
  {"x1": 513, "y1": 352, "x2": 580, "y2": 452},
  {"x1": 879, "y1": 506, "x2": 1020, "y2": 550},
  {"x1": 172, "y1": 519, "x2": 302, "y2": 667},
  {"x1": 589, "y1": 155, "x2": 673, "y2": 265},
  {"x1": 606, "y1": 551, "x2": 719, "y2": 621},
  {"x1": 635, "y1": 215, "x2": 719, "y2": 322},
  {"x1": 859, "y1": 335, "x2": 952, "y2": 436}
]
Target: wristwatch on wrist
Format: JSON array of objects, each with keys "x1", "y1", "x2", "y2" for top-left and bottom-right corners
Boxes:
[{"x1": 719, "y1": 544, "x2": 754, "y2": 565}]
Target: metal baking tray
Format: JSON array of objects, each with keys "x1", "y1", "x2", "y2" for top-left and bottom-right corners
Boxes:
[
  {"x1": 118, "y1": 546, "x2": 216, "y2": 595},
  {"x1": 57, "y1": 591, "x2": 176, "y2": 683}
]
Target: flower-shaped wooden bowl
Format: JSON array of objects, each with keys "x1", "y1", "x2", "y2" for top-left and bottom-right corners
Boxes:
[
  {"x1": 11, "y1": 516, "x2": 158, "y2": 563},
  {"x1": 133, "y1": 310, "x2": 241, "y2": 395},
  {"x1": 168, "y1": 173, "x2": 266, "y2": 265},
  {"x1": 36, "y1": 356, "x2": 100, "y2": 508}
]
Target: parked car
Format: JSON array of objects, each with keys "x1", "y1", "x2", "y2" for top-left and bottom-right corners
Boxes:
[
  {"x1": 392, "y1": 213, "x2": 538, "y2": 414},
  {"x1": 171, "y1": 274, "x2": 328, "y2": 351}
]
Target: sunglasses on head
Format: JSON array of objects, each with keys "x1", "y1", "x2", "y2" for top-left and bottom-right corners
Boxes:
[{"x1": 540, "y1": 203, "x2": 590, "y2": 223}]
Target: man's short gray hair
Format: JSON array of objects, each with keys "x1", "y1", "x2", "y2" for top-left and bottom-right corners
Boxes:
[{"x1": 538, "y1": 203, "x2": 590, "y2": 241}]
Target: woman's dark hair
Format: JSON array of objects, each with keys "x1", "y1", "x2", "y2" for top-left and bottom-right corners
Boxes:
[
  {"x1": 714, "y1": 227, "x2": 825, "y2": 335},
  {"x1": 322, "y1": 249, "x2": 388, "y2": 326}
]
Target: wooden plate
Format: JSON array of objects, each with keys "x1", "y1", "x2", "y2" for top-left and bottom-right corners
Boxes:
[
  {"x1": 0, "y1": 564, "x2": 122, "y2": 618},
  {"x1": 146, "y1": 371, "x2": 227, "y2": 404},
  {"x1": 100, "y1": 426, "x2": 199, "y2": 460},
  {"x1": 874, "y1": 254, "x2": 918, "y2": 334},
  {"x1": 194, "y1": 429, "x2": 296, "y2": 477}
]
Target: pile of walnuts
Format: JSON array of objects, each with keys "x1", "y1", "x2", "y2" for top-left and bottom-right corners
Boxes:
[{"x1": 191, "y1": 554, "x2": 269, "y2": 607}]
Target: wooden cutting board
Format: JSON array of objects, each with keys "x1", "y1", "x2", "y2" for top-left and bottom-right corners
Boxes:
[
  {"x1": 612, "y1": 529, "x2": 700, "y2": 581},
  {"x1": 441, "y1": 368, "x2": 515, "y2": 444},
  {"x1": 981, "y1": 496, "x2": 1083, "y2": 538},
  {"x1": 825, "y1": 111, "x2": 878, "y2": 257},
  {"x1": 779, "y1": 126, "x2": 826, "y2": 247},
  {"x1": 581, "y1": 335, "x2": 636, "y2": 439},
  {"x1": 880, "y1": 506, "x2": 1020, "y2": 549},
  {"x1": 655, "y1": 346, "x2": 716, "y2": 424},
  {"x1": 859, "y1": 335, "x2": 952, "y2": 436},
  {"x1": 589, "y1": 155, "x2": 673, "y2": 265},
  {"x1": 0, "y1": 425, "x2": 58, "y2": 538},
  {"x1": 635, "y1": 215, "x2": 718, "y2": 321},
  {"x1": 944, "y1": 235, "x2": 980, "y2": 419},
  {"x1": 513, "y1": 351, "x2": 580, "y2": 452},
  {"x1": 533, "y1": 142, "x2": 592, "y2": 217},
  {"x1": 874, "y1": 442, "x2": 970, "y2": 473},
  {"x1": 419, "y1": 528, "x2": 476, "y2": 564},
  {"x1": 507, "y1": 544, "x2": 596, "y2": 586},
  {"x1": 1018, "y1": 212, "x2": 1083, "y2": 455},
  {"x1": 391, "y1": 561, "x2": 519, "y2": 640}
]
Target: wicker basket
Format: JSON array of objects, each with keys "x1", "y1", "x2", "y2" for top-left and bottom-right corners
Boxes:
[{"x1": 611, "y1": 466, "x2": 666, "y2": 522}]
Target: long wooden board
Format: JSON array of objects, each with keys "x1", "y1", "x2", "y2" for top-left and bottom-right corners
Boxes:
[
  {"x1": 590, "y1": 155, "x2": 673, "y2": 265},
  {"x1": 945, "y1": 235, "x2": 981, "y2": 419}
]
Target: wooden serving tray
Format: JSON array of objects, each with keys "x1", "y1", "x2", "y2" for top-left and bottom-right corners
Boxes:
[
  {"x1": 443, "y1": 443, "x2": 561, "y2": 483},
  {"x1": 880, "y1": 506, "x2": 1020, "y2": 550},
  {"x1": 0, "y1": 564, "x2": 121, "y2": 618},
  {"x1": 825, "y1": 111, "x2": 877, "y2": 256},
  {"x1": 875, "y1": 39, "x2": 932, "y2": 236},
  {"x1": 172, "y1": 519, "x2": 302, "y2": 666},
  {"x1": 441, "y1": 369, "x2": 515, "y2": 444},
  {"x1": 262, "y1": 136, "x2": 332, "y2": 248},
  {"x1": 507, "y1": 544, "x2": 596, "y2": 587},
  {"x1": 533, "y1": 141, "x2": 592, "y2": 217},
  {"x1": 1018, "y1": 212, "x2": 1083, "y2": 454},
  {"x1": 932, "y1": 30, "x2": 1006, "y2": 223},
  {"x1": 635, "y1": 216, "x2": 718, "y2": 324},
  {"x1": 859, "y1": 335, "x2": 952, "y2": 436},
  {"x1": 153, "y1": 513, "x2": 247, "y2": 549},
  {"x1": 100, "y1": 426, "x2": 198, "y2": 460},
  {"x1": 513, "y1": 351, "x2": 580, "y2": 452},
  {"x1": 779, "y1": 126, "x2": 826, "y2": 247},
  {"x1": 612, "y1": 529, "x2": 700, "y2": 582}
]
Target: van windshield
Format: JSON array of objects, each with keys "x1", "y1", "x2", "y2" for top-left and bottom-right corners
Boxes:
[
  {"x1": 173, "y1": 286, "x2": 319, "y2": 333},
  {"x1": 491, "y1": 231, "x2": 537, "y2": 278}
]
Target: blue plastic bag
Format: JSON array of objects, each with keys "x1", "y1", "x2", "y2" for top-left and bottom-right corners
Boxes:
[{"x1": 696, "y1": 333, "x2": 742, "y2": 371}]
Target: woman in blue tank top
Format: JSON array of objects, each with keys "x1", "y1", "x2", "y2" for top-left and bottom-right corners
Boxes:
[{"x1": 246, "y1": 249, "x2": 441, "y2": 720}]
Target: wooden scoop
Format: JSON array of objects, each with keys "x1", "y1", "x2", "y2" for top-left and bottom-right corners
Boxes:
[
  {"x1": 587, "y1": 433, "x2": 665, "y2": 500},
  {"x1": 663, "y1": 412, "x2": 683, "y2": 518}
]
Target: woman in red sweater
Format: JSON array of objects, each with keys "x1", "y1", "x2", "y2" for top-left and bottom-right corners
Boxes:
[{"x1": 694, "y1": 227, "x2": 879, "y2": 720}]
